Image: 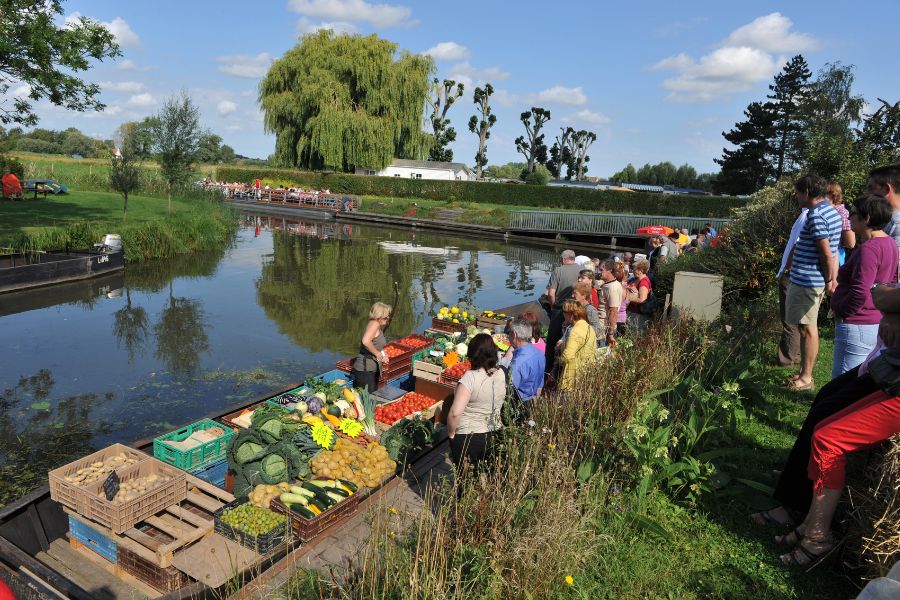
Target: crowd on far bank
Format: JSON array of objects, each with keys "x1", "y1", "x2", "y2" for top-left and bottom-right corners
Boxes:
[{"x1": 196, "y1": 177, "x2": 357, "y2": 211}]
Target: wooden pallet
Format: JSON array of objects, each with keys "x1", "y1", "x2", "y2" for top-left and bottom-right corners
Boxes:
[{"x1": 66, "y1": 474, "x2": 233, "y2": 569}]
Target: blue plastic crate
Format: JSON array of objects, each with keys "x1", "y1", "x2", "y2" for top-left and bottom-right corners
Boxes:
[
  {"x1": 387, "y1": 371, "x2": 414, "y2": 391},
  {"x1": 69, "y1": 515, "x2": 117, "y2": 563},
  {"x1": 306, "y1": 370, "x2": 354, "y2": 389},
  {"x1": 190, "y1": 459, "x2": 228, "y2": 489}
]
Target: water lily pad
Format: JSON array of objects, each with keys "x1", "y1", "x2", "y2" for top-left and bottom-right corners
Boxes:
[{"x1": 30, "y1": 402, "x2": 50, "y2": 411}]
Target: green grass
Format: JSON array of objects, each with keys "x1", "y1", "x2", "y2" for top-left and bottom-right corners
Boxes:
[
  {"x1": 358, "y1": 195, "x2": 565, "y2": 228},
  {"x1": 0, "y1": 189, "x2": 237, "y2": 262}
]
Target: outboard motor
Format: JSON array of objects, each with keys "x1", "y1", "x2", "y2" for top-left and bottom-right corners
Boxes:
[{"x1": 94, "y1": 233, "x2": 122, "y2": 253}]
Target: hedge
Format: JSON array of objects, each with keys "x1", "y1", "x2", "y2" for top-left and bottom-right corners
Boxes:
[{"x1": 215, "y1": 166, "x2": 745, "y2": 218}]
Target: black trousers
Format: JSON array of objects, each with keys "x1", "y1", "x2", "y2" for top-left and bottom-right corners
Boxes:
[
  {"x1": 544, "y1": 308, "x2": 564, "y2": 376},
  {"x1": 450, "y1": 431, "x2": 495, "y2": 474},
  {"x1": 350, "y1": 368, "x2": 378, "y2": 393},
  {"x1": 772, "y1": 365, "x2": 878, "y2": 513}
]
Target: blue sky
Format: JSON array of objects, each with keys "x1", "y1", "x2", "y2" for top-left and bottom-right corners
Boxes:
[{"x1": 17, "y1": 0, "x2": 900, "y2": 177}]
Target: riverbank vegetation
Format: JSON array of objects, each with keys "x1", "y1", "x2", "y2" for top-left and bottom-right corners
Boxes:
[
  {"x1": 0, "y1": 189, "x2": 235, "y2": 262},
  {"x1": 271, "y1": 182, "x2": 892, "y2": 599}
]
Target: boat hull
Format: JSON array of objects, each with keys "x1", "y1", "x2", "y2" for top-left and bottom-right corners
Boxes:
[{"x1": 0, "y1": 250, "x2": 124, "y2": 294}]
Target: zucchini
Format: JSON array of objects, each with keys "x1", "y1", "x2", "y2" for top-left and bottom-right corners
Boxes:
[
  {"x1": 290, "y1": 486, "x2": 316, "y2": 498},
  {"x1": 337, "y1": 478, "x2": 358, "y2": 492},
  {"x1": 291, "y1": 504, "x2": 316, "y2": 519},
  {"x1": 302, "y1": 483, "x2": 336, "y2": 506},
  {"x1": 280, "y1": 492, "x2": 309, "y2": 506},
  {"x1": 325, "y1": 491, "x2": 346, "y2": 503},
  {"x1": 308, "y1": 479, "x2": 351, "y2": 496},
  {"x1": 307, "y1": 497, "x2": 328, "y2": 512}
]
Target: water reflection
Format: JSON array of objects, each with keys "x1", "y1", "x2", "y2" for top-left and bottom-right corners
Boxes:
[
  {"x1": 0, "y1": 272, "x2": 124, "y2": 317},
  {"x1": 153, "y1": 282, "x2": 210, "y2": 377},
  {"x1": 113, "y1": 288, "x2": 149, "y2": 364}
]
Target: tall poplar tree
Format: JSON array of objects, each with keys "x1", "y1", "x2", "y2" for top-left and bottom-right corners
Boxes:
[
  {"x1": 515, "y1": 107, "x2": 550, "y2": 176},
  {"x1": 468, "y1": 84, "x2": 496, "y2": 179},
  {"x1": 259, "y1": 31, "x2": 434, "y2": 171},
  {"x1": 427, "y1": 78, "x2": 464, "y2": 162}
]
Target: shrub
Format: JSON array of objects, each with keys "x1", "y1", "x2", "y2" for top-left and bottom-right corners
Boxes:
[
  {"x1": 215, "y1": 165, "x2": 746, "y2": 217},
  {"x1": 0, "y1": 155, "x2": 25, "y2": 178}
]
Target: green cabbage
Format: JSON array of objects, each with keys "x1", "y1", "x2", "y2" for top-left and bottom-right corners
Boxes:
[
  {"x1": 235, "y1": 441, "x2": 264, "y2": 464},
  {"x1": 260, "y1": 454, "x2": 287, "y2": 483}
]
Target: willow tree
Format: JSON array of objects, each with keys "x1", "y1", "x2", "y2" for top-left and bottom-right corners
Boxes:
[{"x1": 259, "y1": 31, "x2": 434, "y2": 171}]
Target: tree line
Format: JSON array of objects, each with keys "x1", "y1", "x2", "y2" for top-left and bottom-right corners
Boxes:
[{"x1": 715, "y1": 55, "x2": 900, "y2": 196}]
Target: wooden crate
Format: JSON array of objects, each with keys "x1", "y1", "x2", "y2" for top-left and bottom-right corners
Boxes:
[
  {"x1": 117, "y1": 545, "x2": 191, "y2": 594},
  {"x1": 80, "y1": 459, "x2": 187, "y2": 534},
  {"x1": 430, "y1": 317, "x2": 467, "y2": 334},
  {"x1": 49, "y1": 444, "x2": 148, "y2": 513},
  {"x1": 270, "y1": 492, "x2": 361, "y2": 542},
  {"x1": 66, "y1": 474, "x2": 232, "y2": 568},
  {"x1": 475, "y1": 315, "x2": 508, "y2": 330},
  {"x1": 413, "y1": 360, "x2": 443, "y2": 382}
]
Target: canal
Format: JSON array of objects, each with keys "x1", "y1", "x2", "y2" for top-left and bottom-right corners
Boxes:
[{"x1": 0, "y1": 213, "x2": 563, "y2": 505}]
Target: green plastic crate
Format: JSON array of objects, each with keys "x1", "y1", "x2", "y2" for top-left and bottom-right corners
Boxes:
[{"x1": 153, "y1": 418, "x2": 235, "y2": 471}]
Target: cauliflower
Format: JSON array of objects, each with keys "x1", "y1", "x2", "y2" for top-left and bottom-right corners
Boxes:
[{"x1": 456, "y1": 343, "x2": 468, "y2": 356}]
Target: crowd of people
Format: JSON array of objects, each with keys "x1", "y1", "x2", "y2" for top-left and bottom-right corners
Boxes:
[
  {"x1": 752, "y1": 166, "x2": 900, "y2": 567},
  {"x1": 198, "y1": 177, "x2": 356, "y2": 211}
]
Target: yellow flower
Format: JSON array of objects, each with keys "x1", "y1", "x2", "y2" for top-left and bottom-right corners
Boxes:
[
  {"x1": 389, "y1": 506, "x2": 398, "y2": 514},
  {"x1": 451, "y1": 306, "x2": 459, "y2": 314},
  {"x1": 462, "y1": 311, "x2": 468, "y2": 319},
  {"x1": 565, "y1": 575, "x2": 574, "y2": 586},
  {"x1": 440, "y1": 307, "x2": 449, "y2": 314},
  {"x1": 548, "y1": 443, "x2": 556, "y2": 449},
  {"x1": 452, "y1": 318, "x2": 459, "y2": 323}
]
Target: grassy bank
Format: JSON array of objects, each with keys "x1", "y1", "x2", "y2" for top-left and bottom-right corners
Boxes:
[
  {"x1": 0, "y1": 189, "x2": 236, "y2": 262},
  {"x1": 357, "y1": 195, "x2": 558, "y2": 228}
]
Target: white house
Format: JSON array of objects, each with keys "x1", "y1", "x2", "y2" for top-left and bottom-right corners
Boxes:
[{"x1": 356, "y1": 159, "x2": 475, "y2": 181}]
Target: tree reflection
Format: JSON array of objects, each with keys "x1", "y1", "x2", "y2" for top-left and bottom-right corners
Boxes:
[
  {"x1": 0, "y1": 370, "x2": 114, "y2": 506},
  {"x1": 153, "y1": 282, "x2": 210, "y2": 378},
  {"x1": 457, "y1": 251, "x2": 483, "y2": 305},
  {"x1": 113, "y1": 288, "x2": 149, "y2": 363},
  {"x1": 126, "y1": 245, "x2": 228, "y2": 293},
  {"x1": 505, "y1": 262, "x2": 535, "y2": 292},
  {"x1": 256, "y1": 232, "x2": 418, "y2": 354}
]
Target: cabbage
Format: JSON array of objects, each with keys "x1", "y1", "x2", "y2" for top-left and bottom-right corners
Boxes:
[
  {"x1": 307, "y1": 396, "x2": 324, "y2": 414},
  {"x1": 260, "y1": 454, "x2": 288, "y2": 484},
  {"x1": 235, "y1": 441, "x2": 263, "y2": 464}
]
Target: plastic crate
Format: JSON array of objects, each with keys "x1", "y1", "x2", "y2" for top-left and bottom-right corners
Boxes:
[
  {"x1": 219, "y1": 402, "x2": 282, "y2": 430},
  {"x1": 336, "y1": 360, "x2": 410, "y2": 383},
  {"x1": 190, "y1": 459, "x2": 228, "y2": 489},
  {"x1": 49, "y1": 444, "x2": 148, "y2": 513},
  {"x1": 80, "y1": 459, "x2": 187, "y2": 534},
  {"x1": 392, "y1": 334, "x2": 435, "y2": 353},
  {"x1": 307, "y1": 369, "x2": 354, "y2": 388},
  {"x1": 153, "y1": 418, "x2": 234, "y2": 471},
  {"x1": 267, "y1": 386, "x2": 312, "y2": 411},
  {"x1": 214, "y1": 499, "x2": 289, "y2": 554},
  {"x1": 270, "y1": 492, "x2": 360, "y2": 542},
  {"x1": 386, "y1": 371, "x2": 413, "y2": 391},
  {"x1": 117, "y1": 545, "x2": 190, "y2": 593},
  {"x1": 68, "y1": 515, "x2": 117, "y2": 563}
]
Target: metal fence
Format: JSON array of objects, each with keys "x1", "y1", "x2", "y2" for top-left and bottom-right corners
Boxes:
[{"x1": 508, "y1": 210, "x2": 732, "y2": 236}]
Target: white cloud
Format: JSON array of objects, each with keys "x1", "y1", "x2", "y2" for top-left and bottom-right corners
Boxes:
[
  {"x1": 288, "y1": 0, "x2": 416, "y2": 28},
  {"x1": 116, "y1": 59, "x2": 137, "y2": 71},
  {"x1": 127, "y1": 93, "x2": 156, "y2": 107},
  {"x1": 563, "y1": 109, "x2": 610, "y2": 125},
  {"x1": 724, "y1": 12, "x2": 819, "y2": 54},
  {"x1": 296, "y1": 17, "x2": 359, "y2": 35},
  {"x1": 215, "y1": 53, "x2": 273, "y2": 79},
  {"x1": 446, "y1": 61, "x2": 510, "y2": 86},
  {"x1": 217, "y1": 100, "x2": 238, "y2": 116},
  {"x1": 425, "y1": 42, "x2": 470, "y2": 61},
  {"x1": 529, "y1": 85, "x2": 588, "y2": 106},
  {"x1": 85, "y1": 104, "x2": 123, "y2": 119},
  {"x1": 650, "y1": 12, "x2": 818, "y2": 102},
  {"x1": 100, "y1": 81, "x2": 144, "y2": 93},
  {"x1": 66, "y1": 13, "x2": 140, "y2": 47}
]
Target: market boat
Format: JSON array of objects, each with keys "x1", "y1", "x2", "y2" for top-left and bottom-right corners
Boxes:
[{"x1": 0, "y1": 235, "x2": 124, "y2": 295}]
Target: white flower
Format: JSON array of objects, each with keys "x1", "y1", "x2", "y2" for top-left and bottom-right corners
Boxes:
[
  {"x1": 657, "y1": 408, "x2": 670, "y2": 423},
  {"x1": 527, "y1": 420, "x2": 536, "y2": 428}
]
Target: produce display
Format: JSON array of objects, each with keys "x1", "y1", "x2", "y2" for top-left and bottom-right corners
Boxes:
[
  {"x1": 101, "y1": 473, "x2": 175, "y2": 504},
  {"x1": 442, "y1": 360, "x2": 472, "y2": 380},
  {"x1": 434, "y1": 303, "x2": 479, "y2": 324},
  {"x1": 310, "y1": 438, "x2": 396, "y2": 488},
  {"x1": 279, "y1": 479, "x2": 357, "y2": 519},
  {"x1": 219, "y1": 502, "x2": 287, "y2": 537},
  {"x1": 380, "y1": 416, "x2": 435, "y2": 465},
  {"x1": 394, "y1": 335, "x2": 432, "y2": 349},
  {"x1": 63, "y1": 453, "x2": 140, "y2": 486},
  {"x1": 249, "y1": 483, "x2": 292, "y2": 509},
  {"x1": 383, "y1": 344, "x2": 407, "y2": 359},
  {"x1": 375, "y1": 392, "x2": 438, "y2": 426}
]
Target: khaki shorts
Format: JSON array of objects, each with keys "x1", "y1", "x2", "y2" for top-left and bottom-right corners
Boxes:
[{"x1": 785, "y1": 282, "x2": 825, "y2": 325}]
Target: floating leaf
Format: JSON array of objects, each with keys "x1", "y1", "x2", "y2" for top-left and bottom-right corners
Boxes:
[{"x1": 30, "y1": 402, "x2": 50, "y2": 411}]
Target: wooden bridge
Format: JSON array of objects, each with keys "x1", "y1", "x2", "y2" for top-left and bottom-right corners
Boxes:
[{"x1": 508, "y1": 210, "x2": 732, "y2": 244}]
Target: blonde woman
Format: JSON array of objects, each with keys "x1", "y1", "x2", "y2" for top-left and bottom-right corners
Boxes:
[
  {"x1": 558, "y1": 300, "x2": 597, "y2": 391},
  {"x1": 350, "y1": 302, "x2": 392, "y2": 392},
  {"x1": 827, "y1": 181, "x2": 855, "y2": 265}
]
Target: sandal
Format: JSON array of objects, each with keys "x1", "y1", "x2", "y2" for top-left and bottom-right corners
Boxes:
[
  {"x1": 785, "y1": 378, "x2": 815, "y2": 392},
  {"x1": 751, "y1": 508, "x2": 796, "y2": 528},
  {"x1": 775, "y1": 526, "x2": 806, "y2": 547},
  {"x1": 779, "y1": 536, "x2": 833, "y2": 567}
]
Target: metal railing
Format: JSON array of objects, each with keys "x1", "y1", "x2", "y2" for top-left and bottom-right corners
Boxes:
[{"x1": 508, "y1": 210, "x2": 732, "y2": 236}]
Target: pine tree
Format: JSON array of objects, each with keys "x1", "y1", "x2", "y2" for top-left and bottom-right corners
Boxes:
[
  {"x1": 715, "y1": 102, "x2": 776, "y2": 195},
  {"x1": 768, "y1": 55, "x2": 812, "y2": 179}
]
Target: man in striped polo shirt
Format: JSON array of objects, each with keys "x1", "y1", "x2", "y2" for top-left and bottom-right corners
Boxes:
[{"x1": 785, "y1": 174, "x2": 842, "y2": 391}]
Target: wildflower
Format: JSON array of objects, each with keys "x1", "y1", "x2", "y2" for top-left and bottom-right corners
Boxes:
[
  {"x1": 653, "y1": 446, "x2": 668, "y2": 459},
  {"x1": 548, "y1": 443, "x2": 556, "y2": 449},
  {"x1": 722, "y1": 382, "x2": 740, "y2": 394},
  {"x1": 611, "y1": 486, "x2": 620, "y2": 495},
  {"x1": 389, "y1": 506, "x2": 398, "y2": 515},
  {"x1": 527, "y1": 420, "x2": 536, "y2": 428},
  {"x1": 690, "y1": 483, "x2": 700, "y2": 493},
  {"x1": 657, "y1": 407, "x2": 670, "y2": 423},
  {"x1": 565, "y1": 575, "x2": 574, "y2": 586},
  {"x1": 713, "y1": 386, "x2": 722, "y2": 395},
  {"x1": 389, "y1": 530, "x2": 396, "y2": 537}
]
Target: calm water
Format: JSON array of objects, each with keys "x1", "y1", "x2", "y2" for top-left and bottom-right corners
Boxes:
[{"x1": 0, "y1": 213, "x2": 560, "y2": 503}]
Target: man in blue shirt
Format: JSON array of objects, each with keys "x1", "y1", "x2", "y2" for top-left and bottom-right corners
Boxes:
[
  {"x1": 508, "y1": 317, "x2": 545, "y2": 402},
  {"x1": 785, "y1": 175, "x2": 842, "y2": 391}
]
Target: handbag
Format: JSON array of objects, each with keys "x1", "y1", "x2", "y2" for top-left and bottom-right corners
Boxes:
[
  {"x1": 867, "y1": 347, "x2": 900, "y2": 396},
  {"x1": 639, "y1": 291, "x2": 658, "y2": 315}
]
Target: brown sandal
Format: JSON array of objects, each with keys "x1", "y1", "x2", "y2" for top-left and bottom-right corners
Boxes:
[
  {"x1": 785, "y1": 378, "x2": 815, "y2": 392},
  {"x1": 780, "y1": 536, "x2": 833, "y2": 567}
]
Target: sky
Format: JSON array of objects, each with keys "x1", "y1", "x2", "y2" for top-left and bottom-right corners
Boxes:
[{"x1": 12, "y1": 0, "x2": 900, "y2": 177}]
